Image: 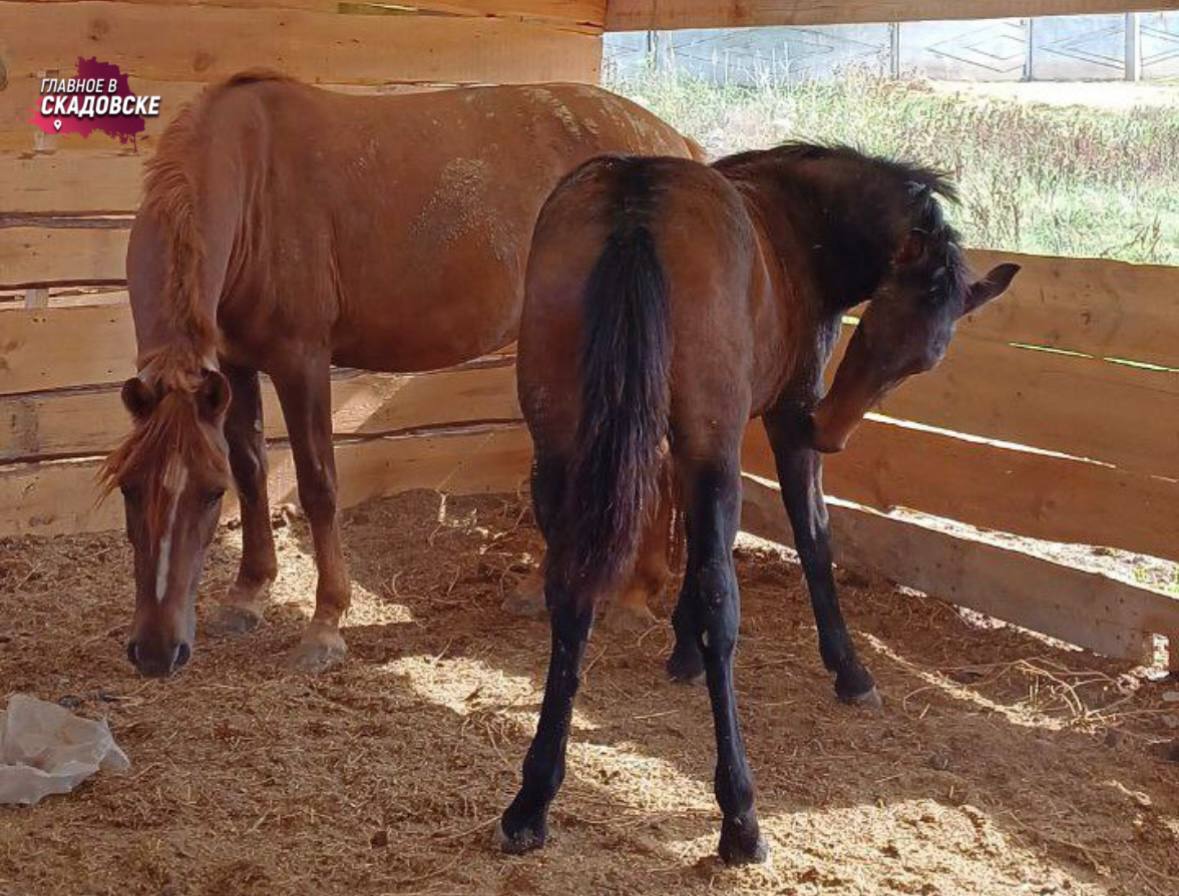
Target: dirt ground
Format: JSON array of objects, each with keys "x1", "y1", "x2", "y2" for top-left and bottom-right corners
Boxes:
[{"x1": 1, "y1": 489, "x2": 1177, "y2": 896}]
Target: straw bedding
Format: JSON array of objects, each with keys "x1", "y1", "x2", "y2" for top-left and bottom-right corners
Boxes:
[{"x1": 0, "y1": 489, "x2": 1176, "y2": 896}]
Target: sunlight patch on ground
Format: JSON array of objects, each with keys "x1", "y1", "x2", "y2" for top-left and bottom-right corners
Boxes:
[
  {"x1": 863, "y1": 632, "x2": 1071, "y2": 731},
  {"x1": 345, "y1": 581, "x2": 414, "y2": 627},
  {"x1": 383, "y1": 654, "x2": 541, "y2": 719},
  {"x1": 566, "y1": 740, "x2": 714, "y2": 813}
]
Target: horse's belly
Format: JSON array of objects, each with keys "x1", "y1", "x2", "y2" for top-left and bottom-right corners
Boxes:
[{"x1": 332, "y1": 273, "x2": 522, "y2": 373}]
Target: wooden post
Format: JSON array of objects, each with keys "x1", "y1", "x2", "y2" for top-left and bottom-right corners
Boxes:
[
  {"x1": 1023, "y1": 18, "x2": 1035, "y2": 81},
  {"x1": 889, "y1": 22, "x2": 901, "y2": 79},
  {"x1": 1125, "y1": 13, "x2": 1142, "y2": 82}
]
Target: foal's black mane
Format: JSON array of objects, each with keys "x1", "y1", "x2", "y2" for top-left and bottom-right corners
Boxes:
[
  {"x1": 715, "y1": 142, "x2": 970, "y2": 312},
  {"x1": 715, "y1": 141, "x2": 958, "y2": 204}
]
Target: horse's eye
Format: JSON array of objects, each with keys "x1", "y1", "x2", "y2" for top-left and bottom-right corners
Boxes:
[{"x1": 204, "y1": 489, "x2": 226, "y2": 507}]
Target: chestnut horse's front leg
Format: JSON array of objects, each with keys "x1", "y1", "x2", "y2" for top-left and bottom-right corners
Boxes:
[
  {"x1": 273, "y1": 353, "x2": 351, "y2": 673},
  {"x1": 210, "y1": 364, "x2": 278, "y2": 635},
  {"x1": 761, "y1": 404, "x2": 879, "y2": 707}
]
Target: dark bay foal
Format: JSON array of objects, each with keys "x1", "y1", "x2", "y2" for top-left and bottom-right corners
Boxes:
[{"x1": 499, "y1": 144, "x2": 1018, "y2": 862}]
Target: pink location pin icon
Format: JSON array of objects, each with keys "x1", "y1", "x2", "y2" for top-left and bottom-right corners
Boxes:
[{"x1": 53, "y1": 119, "x2": 62, "y2": 131}]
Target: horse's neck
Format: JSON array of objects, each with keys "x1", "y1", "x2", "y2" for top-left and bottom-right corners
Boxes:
[
  {"x1": 127, "y1": 212, "x2": 221, "y2": 371},
  {"x1": 738, "y1": 176, "x2": 863, "y2": 322}
]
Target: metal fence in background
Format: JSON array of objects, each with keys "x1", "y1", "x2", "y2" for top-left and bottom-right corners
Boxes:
[{"x1": 604, "y1": 13, "x2": 1179, "y2": 85}]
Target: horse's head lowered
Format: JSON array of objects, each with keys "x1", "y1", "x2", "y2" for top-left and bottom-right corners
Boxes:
[
  {"x1": 811, "y1": 177, "x2": 1019, "y2": 452},
  {"x1": 101, "y1": 356, "x2": 232, "y2": 677}
]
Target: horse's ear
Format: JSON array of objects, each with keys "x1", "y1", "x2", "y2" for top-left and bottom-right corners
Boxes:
[
  {"x1": 121, "y1": 377, "x2": 157, "y2": 421},
  {"x1": 962, "y1": 263, "x2": 1021, "y2": 317},
  {"x1": 197, "y1": 369, "x2": 231, "y2": 421},
  {"x1": 894, "y1": 229, "x2": 926, "y2": 267}
]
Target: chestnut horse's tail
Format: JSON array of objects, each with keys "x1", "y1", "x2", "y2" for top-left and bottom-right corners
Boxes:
[{"x1": 552, "y1": 161, "x2": 671, "y2": 605}]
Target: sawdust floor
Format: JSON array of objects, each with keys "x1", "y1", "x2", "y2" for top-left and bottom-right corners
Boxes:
[{"x1": 1, "y1": 490, "x2": 1177, "y2": 896}]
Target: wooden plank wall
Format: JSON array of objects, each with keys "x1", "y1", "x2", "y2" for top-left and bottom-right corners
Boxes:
[
  {"x1": 2, "y1": 0, "x2": 1177, "y2": 667},
  {"x1": 0, "y1": 0, "x2": 605, "y2": 294},
  {"x1": 605, "y1": 0, "x2": 1179, "y2": 31},
  {"x1": 0, "y1": 0, "x2": 597, "y2": 521}
]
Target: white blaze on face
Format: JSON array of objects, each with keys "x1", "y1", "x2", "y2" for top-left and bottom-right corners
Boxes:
[{"x1": 156, "y1": 455, "x2": 188, "y2": 603}]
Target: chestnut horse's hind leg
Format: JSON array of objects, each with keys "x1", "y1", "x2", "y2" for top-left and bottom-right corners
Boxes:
[
  {"x1": 503, "y1": 464, "x2": 672, "y2": 625},
  {"x1": 676, "y1": 460, "x2": 766, "y2": 864},
  {"x1": 762, "y1": 405, "x2": 879, "y2": 707},
  {"x1": 210, "y1": 364, "x2": 278, "y2": 635},
  {"x1": 607, "y1": 465, "x2": 672, "y2": 630},
  {"x1": 272, "y1": 355, "x2": 350, "y2": 673}
]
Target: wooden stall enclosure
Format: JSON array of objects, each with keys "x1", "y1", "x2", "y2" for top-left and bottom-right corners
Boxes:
[
  {"x1": 2, "y1": 0, "x2": 1177, "y2": 670},
  {"x1": 0, "y1": 0, "x2": 601, "y2": 529}
]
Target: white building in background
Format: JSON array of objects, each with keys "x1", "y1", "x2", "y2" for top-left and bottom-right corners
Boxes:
[{"x1": 604, "y1": 13, "x2": 1179, "y2": 85}]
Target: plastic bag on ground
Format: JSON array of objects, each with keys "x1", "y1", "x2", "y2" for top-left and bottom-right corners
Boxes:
[{"x1": 0, "y1": 693, "x2": 130, "y2": 806}]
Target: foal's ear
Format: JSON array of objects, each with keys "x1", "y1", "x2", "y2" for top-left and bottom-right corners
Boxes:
[
  {"x1": 121, "y1": 377, "x2": 157, "y2": 421},
  {"x1": 894, "y1": 229, "x2": 926, "y2": 267},
  {"x1": 197, "y1": 369, "x2": 232, "y2": 421},
  {"x1": 962, "y1": 263, "x2": 1021, "y2": 317}
]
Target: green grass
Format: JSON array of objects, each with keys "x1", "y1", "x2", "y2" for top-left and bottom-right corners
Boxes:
[{"x1": 605, "y1": 68, "x2": 1179, "y2": 265}]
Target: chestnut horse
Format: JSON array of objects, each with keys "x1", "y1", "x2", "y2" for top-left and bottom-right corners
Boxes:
[
  {"x1": 500, "y1": 145, "x2": 1018, "y2": 862},
  {"x1": 100, "y1": 72, "x2": 698, "y2": 678}
]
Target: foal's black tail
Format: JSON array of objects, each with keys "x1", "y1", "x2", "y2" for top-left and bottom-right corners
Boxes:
[{"x1": 551, "y1": 161, "x2": 671, "y2": 605}]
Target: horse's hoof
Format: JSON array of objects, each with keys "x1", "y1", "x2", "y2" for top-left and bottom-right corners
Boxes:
[
  {"x1": 835, "y1": 664, "x2": 879, "y2": 709},
  {"x1": 845, "y1": 686, "x2": 883, "y2": 711},
  {"x1": 666, "y1": 646, "x2": 705, "y2": 685},
  {"x1": 287, "y1": 625, "x2": 347, "y2": 674},
  {"x1": 602, "y1": 600, "x2": 658, "y2": 635},
  {"x1": 501, "y1": 588, "x2": 546, "y2": 618},
  {"x1": 207, "y1": 602, "x2": 264, "y2": 636},
  {"x1": 495, "y1": 817, "x2": 546, "y2": 855},
  {"x1": 718, "y1": 818, "x2": 770, "y2": 866}
]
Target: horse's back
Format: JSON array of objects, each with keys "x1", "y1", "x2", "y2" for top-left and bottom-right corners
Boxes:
[{"x1": 179, "y1": 77, "x2": 695, "y2": 373}]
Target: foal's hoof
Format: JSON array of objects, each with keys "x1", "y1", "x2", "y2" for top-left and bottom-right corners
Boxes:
[
  {"x1": 287, "y1": 623, "x2": 347, "y2": 674},
  {"x1": 495, "y1": 816, "x2": 546, "y2": 855},
  {"x1": 836, "y1": 665, "x2": 881, "y2": 710},
  {"x1": 845, "y1": 686, "x2": 884, "y2": 711},
  {"x1": 666, "y1": 644, "x2": 705, "y2": 685},
  {"x1": 208, "y1": 602, "x2": 265, "y2": 636},
  {"x1": 718, "y1": 817, "x2": 770, "y2": 866}
]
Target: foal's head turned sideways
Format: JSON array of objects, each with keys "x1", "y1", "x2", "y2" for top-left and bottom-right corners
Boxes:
[
  {"x1": 100, "y1": 352, "x2": 232, "y2": 678},
  {"x1": 809, "y1": 158, "x2": 1020, "y2": 452}
]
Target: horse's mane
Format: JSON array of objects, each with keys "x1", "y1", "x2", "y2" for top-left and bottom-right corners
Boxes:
[
  {"x1": 716, "y1": 141, "x2": 970, "y2": 303},
  {"x1": 715, "y1": 141, "x2": 959, "y2": 204},
  {"x1": 100, "y1": 71, "x2": 291, "y2": 503},
  {"x1": 140, "y1": 69, "x2": 293, "y2": 371}
]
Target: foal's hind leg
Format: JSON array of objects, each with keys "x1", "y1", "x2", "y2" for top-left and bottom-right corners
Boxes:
[
  {"x1": 273, "y1": 354, "x2": 350, "y2": 673},
  {"x1": 499, "y1": 452, "x2": 596, "y2": 852},
  {"x1": 677, "y1": 459, "x2": 766, "y2": 864},
  {"x1": 763, "y1": 406, "x2": 878, "y2": 707},
  {"x1": 211, "y1": 364, "x2": 278, "y2": 635}
]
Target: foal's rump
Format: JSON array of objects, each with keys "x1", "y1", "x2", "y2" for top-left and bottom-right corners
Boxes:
[{"x1": 518, "y1": 155, "x2": 757, "y2": 602}]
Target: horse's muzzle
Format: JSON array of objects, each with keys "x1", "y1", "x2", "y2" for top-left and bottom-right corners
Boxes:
[{"x1": 127, "y1": 639, "x2": 192, "y2": 678}]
